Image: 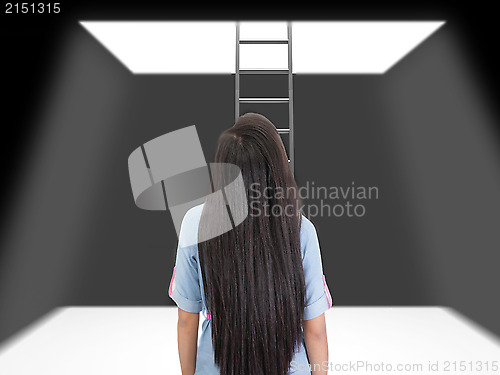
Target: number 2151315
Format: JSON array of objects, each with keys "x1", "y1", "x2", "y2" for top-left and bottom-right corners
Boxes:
[{"x1": 5, "y1": 3, "x2": 61, "y2": 13}]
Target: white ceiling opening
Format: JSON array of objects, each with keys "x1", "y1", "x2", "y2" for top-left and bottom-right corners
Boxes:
[{"x1": 80, "y1": 21, "x2": 445, "y2": 74}]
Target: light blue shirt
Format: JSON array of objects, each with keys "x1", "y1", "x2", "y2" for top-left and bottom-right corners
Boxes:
[{"x1": 169, "y1": 203, "x2": 332, "y2": 375}]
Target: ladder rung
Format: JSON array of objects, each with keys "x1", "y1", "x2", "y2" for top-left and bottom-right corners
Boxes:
[
  {"x1": 239, "y1": 69, "x2": 289, "y2": 75},
  {"x1": 277, "y1": 129, "x2": 290, "y2": 134},
  {"x1": 239, "y1": 97, "x2": 289, "y2": 104},
  {"x1": 239, "y1": 40, "x2": 288, "y2": 44}
]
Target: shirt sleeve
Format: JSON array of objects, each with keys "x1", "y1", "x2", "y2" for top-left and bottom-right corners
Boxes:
[
  {"x1": 301, "y1": 217, "x2": 333, "y2": 320},
  {"x1": 168, "y1": 212, "x2": 203, "y2": 313}
]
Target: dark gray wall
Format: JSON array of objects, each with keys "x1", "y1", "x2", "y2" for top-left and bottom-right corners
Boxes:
[{"x1": 1, "y1": 23, "x2": 499, "y2": 344}]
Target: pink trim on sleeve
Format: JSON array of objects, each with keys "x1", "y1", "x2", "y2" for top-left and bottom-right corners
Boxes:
[
  {"x1": 168, "y1": 267, "x2": 176, "y2": 297},
  {"x1": 322, "y1": 275, "x2": 333, "y2": 309}
]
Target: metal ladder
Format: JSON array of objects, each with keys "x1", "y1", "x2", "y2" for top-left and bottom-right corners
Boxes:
[{"x1": 235, "y1": 22, "x2": 295, "y2": 176}]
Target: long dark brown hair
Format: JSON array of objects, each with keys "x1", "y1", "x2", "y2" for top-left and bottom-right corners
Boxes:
[{"x1": 198, "y1": 113, "x2": 306, "y2": 375}]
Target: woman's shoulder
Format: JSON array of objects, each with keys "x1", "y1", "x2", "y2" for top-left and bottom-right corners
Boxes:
[
  {"x1": 178, "y1": 203, "x2": 205, "y2": 249},
  {"x1": 299, "y1": 214, "x2": 319, "y2": 259},
  {"x1": 300, "y1": 214, "x2": 317, "y2": 239}
]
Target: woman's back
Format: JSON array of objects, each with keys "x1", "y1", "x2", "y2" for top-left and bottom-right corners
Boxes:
[{"x1": 170, "y1": 203, "x2": 331, "y2": 374}]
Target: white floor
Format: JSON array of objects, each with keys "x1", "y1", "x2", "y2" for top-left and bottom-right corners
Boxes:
[{"x1": 0, "y1": 307, "x2": 498, "y2": 374}]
